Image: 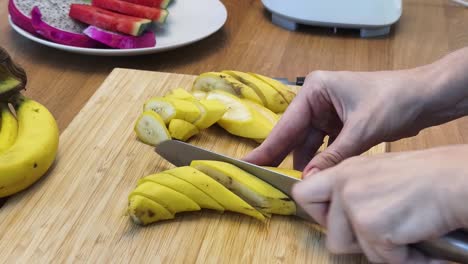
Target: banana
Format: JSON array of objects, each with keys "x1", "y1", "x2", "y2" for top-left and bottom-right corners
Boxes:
[
  {"x1": 206, "y1": 91, "x2": 273, "y2": 139},
  {"x1": 0, "y1": 103, "x2": 18, "y2": 153},
  {"x1": 128, "y1": 194, "x2": 175, "y2": 225},
  {"x1": 191, "y1": 160, "x2": 296, "y2": 216},
  {"x1": 164, "y1": 166, "x2": 265, "y2": 220},
  {"x1": 223, "y1": 70, "x2": 288, "y2": 113},
  {"x1": 249, "y1": 73, "x2": 297, "y2": 104},
  {"x1": 192, "y1": 90, "x2": 207, "y2": 100},
  {"x1": 192, "y1": 99, "x2": 227, "y2": 129},
  {"x1": 168, "y1": 119, "x2": 199, "y2": 141},
  {"x1": 262, "y1": 167, "x2": 302, "y2": 179},
  {"x1": 144, "y1": 97, "x2": 201, "y2": 124},
  {"x1": 138, "y1": 173, "x2": 224, "y2": 211},
  {"x1": 134, "y1": 111, "x2": 171, "y2": 146},
  {"x1": 165, "y1": 88, "x2": 196, "y2": 100},
  {"x1": 193, "y1": 72, "x2": 264, "y2": 105},
  {"x1": 0, "y1": 96, "x2": 59, "y2": 198},
  {"x1": 241, "y1": 99, "x2": 279, "y2": 126},
  {"x1": 130, "y1": 181, "x2": 201, "y2": 215}
]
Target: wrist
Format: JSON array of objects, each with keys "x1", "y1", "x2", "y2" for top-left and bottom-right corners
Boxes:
[{"x1": 417, "y1": 48, "x2": 468, "y2": 126}]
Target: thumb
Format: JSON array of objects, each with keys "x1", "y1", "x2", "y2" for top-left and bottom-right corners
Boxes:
[{"x1": 303, "y1": 127, "x2": 367, "y2": 176}]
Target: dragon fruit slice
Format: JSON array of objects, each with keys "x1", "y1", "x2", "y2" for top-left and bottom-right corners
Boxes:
[
  {"x1": 9, "y1": 0, "x2": 99, "y2": 48},
  {"x1": 83, "y1": 26, "x2": 156, "y2": 49}
]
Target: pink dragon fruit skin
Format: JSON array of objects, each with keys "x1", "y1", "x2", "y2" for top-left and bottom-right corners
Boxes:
[
  {"x1": 83, "y1": 26, "x2": 156, "y2": 49},
  {"x1": 9, "y1": 0, "x2": 100, "y2": 48},
  {"x1": 31, "y1": 7, "x2": 99, "y2": 48},
  {"x1": 8, "y1": 0, "x2": 37, "y2": 35}
]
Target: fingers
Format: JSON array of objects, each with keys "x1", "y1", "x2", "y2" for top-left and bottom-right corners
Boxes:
[
  {"x1": 293, "y1": 128, "x2": 325, "y2": 171},
  {"x1": 243, "y1": 94, "x2": 312, "y2": 166},
  {"x1": 303, "y1": 124, "x2": 364, "y2": 175}
]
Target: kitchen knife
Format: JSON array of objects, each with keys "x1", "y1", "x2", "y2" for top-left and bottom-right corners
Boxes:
[
  {"x1": 155, "y1": 140, "x2": 468, "y2": 263},
  {"x1": 273, "y1": 76, "x2": 305, "y2": 86}
]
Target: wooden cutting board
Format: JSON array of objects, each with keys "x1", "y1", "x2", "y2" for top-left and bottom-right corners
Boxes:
[{"x1": 0, "y1": 69, "x2": 386, "y2": 263}]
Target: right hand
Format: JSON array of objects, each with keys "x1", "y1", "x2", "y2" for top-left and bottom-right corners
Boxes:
[{"x1": 245, "y1": 67, "x2": 440, "y2": 176}]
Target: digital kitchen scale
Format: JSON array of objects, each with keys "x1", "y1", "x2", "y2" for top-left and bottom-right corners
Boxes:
[{"x1": 261, "y1": 0, "x2": 402, "y2": 38}]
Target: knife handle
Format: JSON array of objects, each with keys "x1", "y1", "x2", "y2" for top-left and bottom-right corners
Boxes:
[
  {"x1": 414, "y1": 229, "x2": 468, "y2": 263},
  {"x1": 296, "y1": 77, "x2": 305, "y2": 86}
]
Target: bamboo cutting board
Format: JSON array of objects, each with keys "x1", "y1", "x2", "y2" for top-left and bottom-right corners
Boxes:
[{"x1": 0, "y1": 69, "x2": 386, "y2": 263}]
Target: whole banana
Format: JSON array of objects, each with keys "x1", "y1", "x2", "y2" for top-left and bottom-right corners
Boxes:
[
  {"x1": 0, "y1": 103, "x2": 18, "y2": 153},
  {"x1": 0, "y1": 96, "x2": 59, "y2": 198}
]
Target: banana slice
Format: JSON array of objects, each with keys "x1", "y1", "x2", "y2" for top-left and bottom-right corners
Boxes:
[
  {"x1": 165, "y1": 88, "x2": 196, "y2": 100},
  {"x1": 241, "y1": 99, "x2": 279, "y2": 126},
  {"x1": 128, "y1": 195, "x2": 175, "y2": 225},
  {"x1": 165, "y1": 166, "x2": 265, "y2": 220},
  {"x1": 192, "y1": 90, "x2": 207, "y2": 100},
  {"x1": 138, "y1": 173, "x2": 224, "y2": 211},
  {"x1": 134, "y1": 111, "x2": 171, "y2": 146},
  {"x1": 0, "y1": 103, "x2": 18, "y2": 153},
  {"x1": 168, "y1": 119, "x2": 199, "y2": 141},
  {"x1": 130, "y1": 181, "x2": 201, "y2": 215},
  {"x1": 193, "y1": 72, "x2": 263, "y2": 105},
  {"x1": 143, "y1": 97, "x2": 201, "y2": 124},
  {"x1": 249, "y1": 73, "x2": 297, "y2": 104},
  {"x1": 206, "y1": 91, "x2": 273, "y2": 139},
  {"x1": 262, "y1": 167, "x2": 302, "y2": 179},
  {"x1": 192, "y1": 99, "x2": 227, "y2": 129},
  {"x1": 191, "y1": 160, "x2": 296, "y2": 216},
  {"x1": 223, "y1": 70, "x2": 288, "y2": 113}
]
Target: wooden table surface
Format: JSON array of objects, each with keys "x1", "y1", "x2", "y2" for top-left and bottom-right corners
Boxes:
[{"x1": 1, "y1": 0, "x2": 468, "y2": 152}]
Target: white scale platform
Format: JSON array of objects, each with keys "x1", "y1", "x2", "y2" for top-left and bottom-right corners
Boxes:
[{"x1": 261, "y1": 0, "x2": 402, "y2": 38}]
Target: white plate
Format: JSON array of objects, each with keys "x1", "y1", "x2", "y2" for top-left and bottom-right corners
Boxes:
[{"x1": 9, "y1": 0, "x2": 227, "y2": 56}]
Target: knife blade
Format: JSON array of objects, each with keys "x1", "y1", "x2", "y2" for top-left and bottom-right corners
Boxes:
[{"x1": 155, "y1": 140, "x2": 468, "y2": 263}]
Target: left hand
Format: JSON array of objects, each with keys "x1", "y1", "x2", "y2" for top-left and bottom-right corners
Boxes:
[{"x1": 292, "y1": 145, "x2": 468, "y2": 263}]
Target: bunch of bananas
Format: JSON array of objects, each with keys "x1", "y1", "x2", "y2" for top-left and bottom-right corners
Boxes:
[
  {"x1": 134, "y1": 71, "x2": 297, "y2": 146},
  {"x1": 0, "y1": 47, "x2": 59, "y2": 198}
]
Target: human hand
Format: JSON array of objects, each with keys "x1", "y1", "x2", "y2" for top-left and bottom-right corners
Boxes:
[
  {"x1": 292, "y1": 146, "x2": 468, "y2": 263},
  {"x1": 245, "y1": 68, "x2": 435, "y2": 175}
]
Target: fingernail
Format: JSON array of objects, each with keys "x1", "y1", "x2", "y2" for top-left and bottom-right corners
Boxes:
[{"x1": 303, "y1": 168, "x2": 320, "y2": 179}]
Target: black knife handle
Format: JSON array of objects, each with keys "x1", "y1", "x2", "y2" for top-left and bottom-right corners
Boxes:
[
  {"x1": 296, "y1": 77, "x2": 305, "y2": 86},
  {"x1": 414, "y1": 229, "x2": 468, "y2": 263}
]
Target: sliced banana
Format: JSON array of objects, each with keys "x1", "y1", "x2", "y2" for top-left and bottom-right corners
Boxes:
[
  {"x1": 223, "y1": 70, "x2": 288, "y2": 113},
  {"x1": 192, "y1": 90, "x2": 207, "y2": 100},
  {"x1": 193, "y1": 72, "x2": 263, "y2": 105},
  {"x1": 128, "y1": 195, "x2": 175, "y2": 225},
  {"x1": 144, "y1": 97, "x2": 201, "y2": 124},
  {"x1": 134, "y1": 111, "x2": 171, "y2": 146},
  {"x1": 168, "y1": 119, "x2": 199, "y2": 141},
  {"x1": 193, "y1": 99, "x2": 227, "y2": 129},
  {"x1": 165, "y1": 88, "x2": 196, "y2": 100},
  {"x1": 206, "y1": 91, "x2": 273, "y2": 139},
  {"x1": 249, "y1": 73, "x2": 297, "y2": 104},
  {"x1": 191, "y1": 160, "x2": 296, "y2": 216}
]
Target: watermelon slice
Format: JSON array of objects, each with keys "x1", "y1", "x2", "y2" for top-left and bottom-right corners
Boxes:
[
  {"x1": 92, "y1": 0, "x2": 168, "y2": 23},
  {"x1": 69, "y1": 4, "x2": 151, "y2": 36},
  {"x1": 120, "y1": 0, "x2": 172, "y2": 9}
]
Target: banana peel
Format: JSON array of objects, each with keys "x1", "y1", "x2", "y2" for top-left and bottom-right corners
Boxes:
[
  {"x1": 168, "y1": 119, "x2": 199, "y2": 141},
  {"x1": 138, "y1": 173, "x2": 224, "y2": 211},
  {"x1": 191, "y1": 160, "x2": 296, "y2": 216},
  {"x1": 193, "y1": 72, "x2": 263, "y2": 105},
  {"x1": 206, "y1": 91, "x2": 273, "y2": 139},
  {"x1": 262, "y1": 167, "x2": 302, "y2": 179},
  {"x1": 144, "y1": 97, "x2": 201, "y2": 124},
  {"x1": 128, "y1": 195, "x2": 175, "y2": 225},
  {"x1": 165, "y1": 166, "x2": 265, "y2": 220},
  {"x1": 165, "y1": 88, "x2": 196, "y2": 100},
  {"x1": 130, "y1": 181, "x2": 201, "y2": 215},
  {"x1": 134, "y1": 111, "x2": 171, "y2": 146},
  {"x1": 193, "y1": 99, "x2": 227, "y2": 129},
  {"x1": 249, "y1": 73, "x2": 296, "y2": 104},
  {"x1": 0, "y1": 103, "x2": 18, "y2": 153},
  {"x1": 223, "y1": 70, "x2": 288, "y2": 113}
]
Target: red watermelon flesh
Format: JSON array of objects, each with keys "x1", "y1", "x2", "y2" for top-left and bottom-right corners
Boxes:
[
  {"x1": 92, "y1": 0, "x2": 168, "y2": 23},
  {"x1": 120, "y1": 0, "x2": 171, "y2": 9},
  {"x1": 69, "y1": 4, "x2": 152, "y2": 36}
]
